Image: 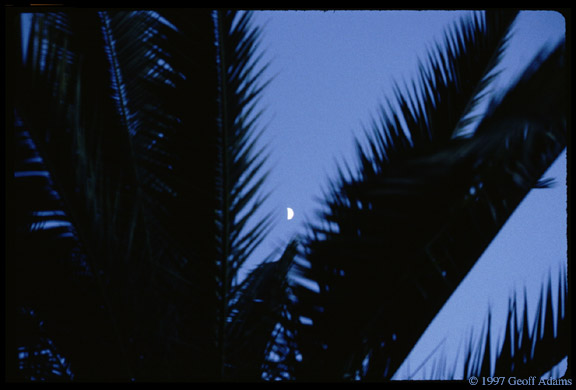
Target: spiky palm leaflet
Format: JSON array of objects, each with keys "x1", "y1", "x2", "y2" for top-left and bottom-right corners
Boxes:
[{"x1": 462, "y1": 268, "x2": 569, "y2": 379}]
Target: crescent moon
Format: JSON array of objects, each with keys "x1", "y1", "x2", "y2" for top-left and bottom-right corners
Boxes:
[{"x1": 287, "y1": 207, "x2": 294, "y2": 220}]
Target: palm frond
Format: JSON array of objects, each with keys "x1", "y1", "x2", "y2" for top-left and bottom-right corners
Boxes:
[
  {"x1": 227, "y1": 240, "x2": 299, "y2": 380},
  {"x1": 461, "y1": 268, "x2": 569, "y2": 379},
  {"x1": 19, "y1": 10, "x2": 175, "y2": 380},
  {"x1": 289, "y1": 10, "x2": 567, "y2": 381},
  {"x1": 11, "y1": 307, "x2": 74, "y2": 382},
  {"x1": 10, "y1": 111, "x2": 132, "y2": 380},
  {"x1": 11, "y1": 9, "x2": 276, "y2": 381},
  {"x1": 149, "y1": 9, "x2": 274, "y2": 378},
  {"x1": 357, "y1": 10, "x2": 518, "y2": 173}
]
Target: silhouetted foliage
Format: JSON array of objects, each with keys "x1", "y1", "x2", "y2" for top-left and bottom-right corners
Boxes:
[
  {"x1": 282, "y1": 10, "x2": 568, "y2": 381},
  {"x1": 6, "y1": 9, "x2": 568, "y2": 382}
]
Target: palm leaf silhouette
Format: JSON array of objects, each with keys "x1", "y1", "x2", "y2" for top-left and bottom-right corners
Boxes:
[
  {"x1": 8, "y1": 9, "x2": 287, "y2": 381},
  {"x1": 461, "y1": 269, "x2": 569, "y2": 379},
  {"x1": 287, "y1": 10, "x2": 567, "y2": 381}
]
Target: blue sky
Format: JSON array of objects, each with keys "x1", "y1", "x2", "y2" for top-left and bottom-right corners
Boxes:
[{"x1": 247, "y1": 10, "x2": 567, "y2": 379}]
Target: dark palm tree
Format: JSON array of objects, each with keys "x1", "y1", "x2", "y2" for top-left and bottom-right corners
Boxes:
[
  {"x1": 8, "y1": 9, "x2": 296, "y2": 382},
  {"x1": 6, "y1": 8, "x2": 568, "y2": 382}
]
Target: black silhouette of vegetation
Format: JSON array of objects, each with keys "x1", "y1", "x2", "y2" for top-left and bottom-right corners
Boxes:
[{"x1": 6, "y1": 9, "x2": 569, "y2": 382}]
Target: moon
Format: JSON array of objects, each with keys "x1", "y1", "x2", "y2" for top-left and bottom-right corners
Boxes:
[{"x1": 287, "y1": 207, "x2": 294, "y2": 221}]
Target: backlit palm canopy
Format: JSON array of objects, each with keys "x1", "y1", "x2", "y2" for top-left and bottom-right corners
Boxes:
[{"x1": 6, "y1": 8, "x2": 568, "y2": 382}]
